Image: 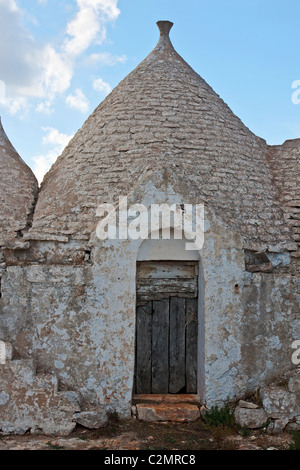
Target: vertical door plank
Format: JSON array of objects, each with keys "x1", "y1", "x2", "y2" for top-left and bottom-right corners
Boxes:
[
  {"x1": 169, "y1": 297, "x2": 186, "y2": 394},
  {"x1": 152, "y1": 299, "x2": 169, "y2": 394},
  {"x1": 135, "y1": 301, "x2": 152, "y2": 394},
  {"x1": 186, "y1": 298, "x2": 198, "y2": 394}
]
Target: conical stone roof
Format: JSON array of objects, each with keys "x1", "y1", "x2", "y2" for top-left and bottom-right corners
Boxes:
[
  {"x1": 0, "y1": 118, "x2": 38, "y2": 246},
  {"x1": 29, "y1": 21, "x2": 294, "y2": 251},
  {"x1": 268, "y1": 140, "x2": 300, "y2": 258}
]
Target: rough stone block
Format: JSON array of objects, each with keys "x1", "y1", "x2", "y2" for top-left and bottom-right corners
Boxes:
[
  {"x1": 234, "y1": 407, "x2": 268, "y2": 429},
  {"x1": 259, "y1": 386, "x2": 299, "y2": 420},
  {"x1": 272, "y1": 418, "x2": 290, "y2": 434},
  {"x1": 136, "y1": 403, "x2": 200, "y2": 422},
  {"x1": 74, "y1": 410, "x2": 108, "y2": 429}
]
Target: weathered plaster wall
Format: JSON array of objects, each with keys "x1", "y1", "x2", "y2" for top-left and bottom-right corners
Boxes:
[
  {"x1": 0, "y1": 175, "x2": 299, "y2": 417},
  {"x1": 0, "y1": 357, "x2": 79, "y2": 435},
  {"x1": 1, "y1": 242, "x2": 299, "y2": 415},
  {"x1": 0, "y1": 183, "x2": 247, "y2": 415},
  {"x1": 0, "y1": 256, "x2": 138, "y2": 416},
  {"x1": 201, "y1": 221, "x2": 246, "y2": 406},
  {"x1": 240, "y1": 273, "x2": 300, "y2": 391}
]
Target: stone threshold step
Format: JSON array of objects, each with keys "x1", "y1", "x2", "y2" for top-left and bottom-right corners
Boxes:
[
  {"x1": 135, "y1": 403, "x2": 201, "y2": 422},
  {"x1": 132, "y1": 394, "x2": 200, "y2": 405}
]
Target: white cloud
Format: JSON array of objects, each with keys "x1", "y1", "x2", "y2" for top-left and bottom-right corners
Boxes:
[
  {"x1": 64, "y1": 0, "x2": 120, "y2": 57},
  {"x1": 0, "y1": 0, "x2": 120, "y2": 115},
  {"x1": 66, "y1": 88, "x2": 89, "y2": 112},
  {"x1": 0, "y1": 80, "x2": 30, "y2": 114},
  {"x1": 93, "y1": 77, "x2": 112, "y2": 95},
  {"x1": 0, "y1": 80, "x2": 5, "y2": 102},
  {"x1": 87, "y1": 52, "x2": 127, "y2": 66},
  {"x1": 35, "y1": 100, "x2": 53, "y2": 114},
  {"x1": 4, "y1": 0, "x2": 19, "y2": 12},
  {"x1": 42, "y1": 46, "x2": 73, "y2": 96},
  {"x1": 77, "y1": 0, "x2": 120, "y2": 20},
  {"x1": 41, "y1": 127, "x2": 73, "y2": 148},
  {"x1": 33, "y1": 127, "x2": 74, "y2": 183},
  {"x1": 0, "y1": 1, "x2": 41, "y2": 96},
  {"x1": 65, "y1": 7, "x2": 103, "y2": 57},
  {"x1": 1, "y1": 96, "x2": 29, "y2": 115},
  {"x1": 33, "y1": 151, "x2": 58, "y2": 184}
]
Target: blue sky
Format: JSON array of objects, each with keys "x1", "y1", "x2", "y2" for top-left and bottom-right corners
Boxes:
[{"x1": 1, "y1": 0, "x2": 300, "y2": 183}]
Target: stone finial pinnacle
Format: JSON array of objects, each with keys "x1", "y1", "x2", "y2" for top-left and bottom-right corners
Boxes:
[{"x1": 156, "y1": 20, "x2": 173, "y2": 38}]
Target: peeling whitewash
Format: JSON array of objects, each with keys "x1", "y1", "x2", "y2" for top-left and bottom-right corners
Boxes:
[{"x1": 0, "y1": 174, "x2": 299, "y2": 419}]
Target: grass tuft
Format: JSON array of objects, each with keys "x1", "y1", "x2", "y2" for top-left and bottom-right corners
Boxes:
[{"x1": 202, "y1": 404, "x2": 236, "y2": 429}]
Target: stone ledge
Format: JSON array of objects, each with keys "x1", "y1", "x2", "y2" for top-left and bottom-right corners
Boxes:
[
  {"x1": 136, "y1": 403, "x2": 200, "y2": 422},
  {"x1": 132, "y1": 394, "x2": 199, "y2": 405}
]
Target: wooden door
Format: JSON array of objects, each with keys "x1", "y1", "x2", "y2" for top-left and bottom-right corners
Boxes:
[{"x1": 135, "y1": 261, "x2": 198, "y2": 395}]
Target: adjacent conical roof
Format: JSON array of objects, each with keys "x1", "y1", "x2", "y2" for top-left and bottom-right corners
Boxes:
[
  {"x1": 29, "y1": 21, "x2": 294, "y2": 251},
  {"x1": 0, "y1": 118, "x2": 38, "y2": 246},
  {"x1": 268, "y1": 140, "x2": 300, "y2": 258}
]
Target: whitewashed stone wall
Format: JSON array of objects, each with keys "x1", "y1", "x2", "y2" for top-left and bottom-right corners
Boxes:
[
  {"x1": 1, "y1": 173, "x2": 298, "y2": 418},
  {"x1": 240, "y1": 273, "x2": 300, "y2": 390}
]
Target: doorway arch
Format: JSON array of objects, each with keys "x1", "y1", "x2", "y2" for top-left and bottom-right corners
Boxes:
[{"x1": 134, "y1": 235, "x2": 204, "y2": 399}]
